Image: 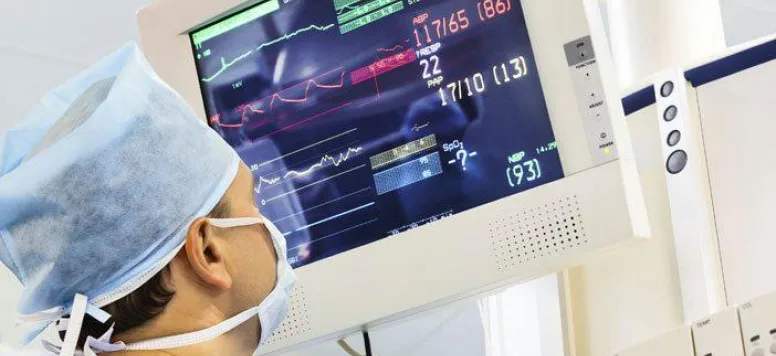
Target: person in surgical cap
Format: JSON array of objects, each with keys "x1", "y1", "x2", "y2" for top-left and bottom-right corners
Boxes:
[{"x1": 0, "y1": 43, "x2": 295, "y2": 356}]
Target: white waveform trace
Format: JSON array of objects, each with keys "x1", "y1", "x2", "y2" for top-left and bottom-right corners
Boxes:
[
  {"x1": 255, "y1": 176, "x2": 283, "y2": 194},
  {"x1": 411, "y1": 121, "x2": 430, "y2": 132},
  {"x1": 254, "y1": 146, "x2": 364, "y2": 194}
]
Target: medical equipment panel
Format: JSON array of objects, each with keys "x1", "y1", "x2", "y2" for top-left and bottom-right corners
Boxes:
[
  {"x1": 739, "y1": 292, "x2": 776, "y2": 356},
  {"x1": 692, "y1": 308, "x2": 746, "y2": 356}
]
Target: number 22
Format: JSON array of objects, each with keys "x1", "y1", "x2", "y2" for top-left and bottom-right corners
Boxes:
[{"x1": 420, "y1": 55, "x2": 442, "y2": 79}]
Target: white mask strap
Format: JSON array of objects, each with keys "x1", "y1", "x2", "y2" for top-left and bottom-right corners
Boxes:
[
  {"x1": 123, "y1": 306, "x2": 261, "y2": 351},
  {"x1": 83, "y1": 326, "x2": 126, "y2": 356},
  {"x1": 209, "y1": 217, "x2": 263, "y2": 228},
  {"x1": 59, "y1": 294, "x2": 87, "y2": 356}
]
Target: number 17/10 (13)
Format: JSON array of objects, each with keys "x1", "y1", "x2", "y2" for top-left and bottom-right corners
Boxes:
[{"x1": 438, "y1": 56, "x2": 528, "y2": 106}]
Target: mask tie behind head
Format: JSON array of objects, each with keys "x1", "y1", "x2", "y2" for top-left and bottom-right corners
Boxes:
[
  {"x1": 27, "y1": 293, "x2": 113, "y2": 356},
  {"x1": 209, "y1": 216, "x2": 264, "y2": 229}
]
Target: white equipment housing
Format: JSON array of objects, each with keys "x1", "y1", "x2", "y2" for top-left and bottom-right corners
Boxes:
[
  {"x1": 691, "y1": 308, "x2": 746, "y2": 356},
  {"x1": 138, "y1": 0, "x2": 649, "y2": 352},
  {"x1": 611, "y1": 326, "x2": 695, "y2": 356},
  {"x1": 621, "y1": 34, "x2": 776, "y2": 315}
]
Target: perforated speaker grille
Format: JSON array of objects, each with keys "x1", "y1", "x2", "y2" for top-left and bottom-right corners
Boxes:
[
  {"x1": 264, "y1": 283, "x2": 311, "y2": 345},
  {"x1": 488, "y1": 195, "x2": 588, "y2": 270}
]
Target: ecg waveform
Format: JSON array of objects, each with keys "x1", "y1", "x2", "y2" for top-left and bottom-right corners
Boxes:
[
  {"x1": 255, "y1": 146, "x2": 364, "y2": 193},
  {"x1": 201, "y1": 23, "x2": 336, "y2": 83},
  {"x1": 239, "y1": 68, "x2": 347, "y2": 124},
  {"x1": 210, "y1": 103, "x2": 269, "y2": 129}
]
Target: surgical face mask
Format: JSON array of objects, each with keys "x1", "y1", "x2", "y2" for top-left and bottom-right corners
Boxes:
[{"x1": 77, "y1": 216, "x2": 297, "y2": 356}]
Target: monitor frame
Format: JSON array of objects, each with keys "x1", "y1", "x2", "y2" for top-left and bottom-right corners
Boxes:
[{"x1": 138, "y1": 0, "x2": 649, "y2": 353}]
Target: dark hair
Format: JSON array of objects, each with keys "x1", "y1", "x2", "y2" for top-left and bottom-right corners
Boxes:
[{"x1": 68, "y1": 199, "x2": 231, "y2": 349}]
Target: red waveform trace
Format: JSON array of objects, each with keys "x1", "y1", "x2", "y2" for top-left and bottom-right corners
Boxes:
[
  {"x1": 350, "y1": 48, "x2": 418, "y2": 85},
  {"x1": 376, "y1": 39, "x2": 411, "y2": 57},
  {"x1": 377, "y1": 45, "x2": 404, "y2": 53},
  {"x1": 210, "y1": 106, "x2": 268, "y2": 129},
  {"x1": 238, "y1": 67, "x2": 347, "y2": 121},
  {"x1": 240, "y1": 106, "x2": 267, "y2": 123},
  {"x1": 211, "y1": 68, "x2": 349, "y2": 131},
  {"x1": 210, "y1": 114, "x2": 252, "y2": 129},
  {"x1": 268, "y1": 71, "x2": 346, "y2": 110}
]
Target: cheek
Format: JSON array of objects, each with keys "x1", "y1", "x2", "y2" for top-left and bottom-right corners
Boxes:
[{"x1": 234, "y1": 230, "x2": 278, "y2": 300}]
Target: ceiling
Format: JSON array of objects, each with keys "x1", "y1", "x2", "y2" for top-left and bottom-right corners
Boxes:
[{"x1": 0, "y1": 0, "x2": 152, "y2": 133}]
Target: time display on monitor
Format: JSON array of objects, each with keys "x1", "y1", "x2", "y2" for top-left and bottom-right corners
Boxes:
[{"x1": 191, "y1": 0, "x2": 564, "y2": 268}]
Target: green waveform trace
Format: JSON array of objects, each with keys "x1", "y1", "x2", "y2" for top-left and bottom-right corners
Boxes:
[
  {"x1": 337, "y1": 0, "x2": 398, "y2": 24},
  {"x1": 334, "y1": 0, "x2": 363, "y2": 11},
  {"x1": 339, "y1": 2, "x2": 404, "y2": 34},
  {"x1": 201, "y1": 23, "x2": 336, "y2": 83},
  {"x1": 336, "y1": 3, "x2": 358, "y2": 15}
]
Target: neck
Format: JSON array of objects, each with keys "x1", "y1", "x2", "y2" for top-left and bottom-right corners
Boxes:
[
  {"x1": 106, "y1": 333, "x2": 257, "y2": 356},
  {"x1": 107, "y1": 300, "x2": 259, "y2": 356}
]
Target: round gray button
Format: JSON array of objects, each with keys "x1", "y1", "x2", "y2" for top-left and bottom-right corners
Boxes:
[
  {"x1": 769, "y1": 343, "x2": 776, "y2": 354},
  {"x1": 661, "y1": 81, "x2": 675, "y2": 97},
  {"x1": 752, "y1": 348, "x2": 765, "y2": 356},
  {"x1": 667, "y1": 130, "x2": 681, "y2": 146},
  {"x1": 664, "y1": 105, "x2": 678, "y2": 121},
  {"x1": 667, "y1": 150, "x2": 688, "y2": 174}
]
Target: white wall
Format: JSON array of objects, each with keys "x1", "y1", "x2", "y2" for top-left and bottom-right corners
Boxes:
[
  {"x1": 721, "y1": 0, "x2": 776, "y2": 45},
  {"x1": 0, "y1": 0, "x2": 151, "y2": 131},
  {"x1": 606, "y1": 0, "x2": 726, "y2": 89}
]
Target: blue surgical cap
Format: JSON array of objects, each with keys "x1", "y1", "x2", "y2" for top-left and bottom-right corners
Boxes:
[{"x1": 0, "y1": 43, "x2": 239, "y2": 325}]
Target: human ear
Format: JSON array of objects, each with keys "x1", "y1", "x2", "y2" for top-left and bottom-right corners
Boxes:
[{"x1": 184, "y1": 217, "x2": 233, "y2": 290}]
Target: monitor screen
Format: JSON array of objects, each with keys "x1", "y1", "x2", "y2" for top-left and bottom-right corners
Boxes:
[{"x1": 190, "y1": 0, "x2": 564, "y2": 268}]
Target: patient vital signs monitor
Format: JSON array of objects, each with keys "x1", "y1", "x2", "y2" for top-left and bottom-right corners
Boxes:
[
  {"x1": 139, "y1": 0, "x2": 649, "y2": 352},
  {"x1": 191, "y1": 0, "x2": 564, "y2": 268}
]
